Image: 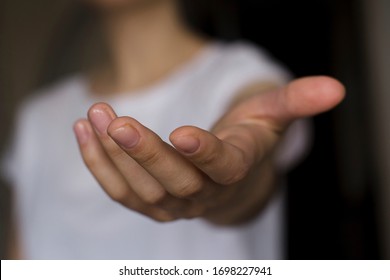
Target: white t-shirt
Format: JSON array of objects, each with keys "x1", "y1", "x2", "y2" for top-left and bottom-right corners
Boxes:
[{"x1": 2, "y1": 42, "x2": 307, "y2": 259}]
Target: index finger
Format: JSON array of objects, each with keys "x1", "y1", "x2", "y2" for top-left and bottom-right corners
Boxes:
[{"x1": 107, "y1": 116, "x2": 218, "y2": 201}]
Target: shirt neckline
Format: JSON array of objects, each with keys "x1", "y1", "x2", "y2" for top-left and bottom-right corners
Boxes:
[{"x1": 78, "y1": 41, "x2": 222, "y2": 106}]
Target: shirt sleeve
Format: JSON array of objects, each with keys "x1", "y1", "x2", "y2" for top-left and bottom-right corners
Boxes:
[{"x1": 211, "y1": 42, "x2": 293, "y2": 111}]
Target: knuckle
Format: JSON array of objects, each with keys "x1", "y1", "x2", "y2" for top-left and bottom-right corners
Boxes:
[
  {"x1": 220, "y1": 150, "x2": 252, "y2": 185},
  {"x1": 107, "y1": 143, "x2": 126, "y2": 160},
  {"x1": 220, "y1": 163, "x2": 250, "y2": 185},
  {"x1": 175, "y1": 176, "x2": 203, "y2": 198},
  {"x1": 137, "y1": 148, "x2": 162, "y2": 167},
  {"x1": 197, "y1": 150, "x2": 219, "y2": 166},
  {"x1": 183, "y1": 205, "x2": 206, "y2": 219},
  {"x1": 83, "y1": 152, "x2": 99, "y2": 171},
  {"x1": 108, "y1": 187, "x2": 131, "y2": 204},
  {"x1": 141, "y1": 189, "x2": 167, "y2": 205},
  {"x1": 150, "y1": 211, "x2": 177, "y2": 223}
]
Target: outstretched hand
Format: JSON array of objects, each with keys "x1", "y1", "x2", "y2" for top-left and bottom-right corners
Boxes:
[{"x1": 74, "y1": 76, "x2": 345, "y2": 224}]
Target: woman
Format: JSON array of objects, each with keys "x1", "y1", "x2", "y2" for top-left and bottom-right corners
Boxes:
[{"x1": 3, "y1": 0, "x2": 344, "y2": 259}]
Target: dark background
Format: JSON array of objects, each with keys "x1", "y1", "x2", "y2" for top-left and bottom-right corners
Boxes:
[
  {"x1": 0, "y1": 0, "x2": 382, "y2": 259},
  {"x1": 184, "y1": 0, "x2": 379, "y2": 259},
  {"x1": 241, "y1": 0, "x2": 378, "y2": 259}
]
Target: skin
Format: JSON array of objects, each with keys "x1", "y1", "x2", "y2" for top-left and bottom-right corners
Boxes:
[
  {"x1": 74, "y1": 77, "x2": 345, "y2": 224},
  {"x1": 8, "y1": 0, "x2": 345, "y2": 258},
  {"x1": 71, "y1": 0, "x2": 345, "y2": 225}
]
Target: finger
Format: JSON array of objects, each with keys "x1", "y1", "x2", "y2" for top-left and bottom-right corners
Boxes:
[
  {"x1": 87, "y1": 103, "x2": 189, "y2": 211},
  {"x1": 74, "y1": 119, "x2": 131, "y2": 202},
  {"x1": 73, "y1": 119, "x2": 143, "y2": 208},
  {"x1": 107, "y1": 116, "x2": 216, "y2": 201},
  {"x1": 215, "y1": 76, "x2": 345, "y2": 132},
  {"x1": 276, "y1": 76, "x2": 345, "y2": 121},
  {"x1": 169, "y1": 126, "x2": 256, "y2": 185},
  {"x1": 74, "y1": 119, "x2": 177, "y2": 222}
]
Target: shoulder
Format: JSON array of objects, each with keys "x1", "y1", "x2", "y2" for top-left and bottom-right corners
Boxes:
[
  {"x1": 217, "y1": 41, "x2": 290, "y2": 79},
  {"x1": 195, "y1": 41, "x2": 291, "y2": 110},
  {"x1": 216, "y1": 41, "x2": 273, "y2": 64},
  {"x1": 203, "y1": 41, "x2": 291, "y2": 91}
]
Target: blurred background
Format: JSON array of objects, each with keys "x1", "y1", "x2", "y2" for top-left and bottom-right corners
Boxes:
[{"x1": 0, "y1": 0, "x2": 389, "y2": 259}]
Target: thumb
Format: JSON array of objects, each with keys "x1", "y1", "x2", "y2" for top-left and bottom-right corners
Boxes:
[
  {"x1": 281, "y1": 76, "x2": 345, "y2": 118},
  {"x1": 207, "y1": 76, "x2": 345, "y2": 165},
  {"x1": 258, "y1": 76, "x2": 345, "y2": 128},
  {"x1": 213, "y1": 76, "x2": 345, "y2": 135}
]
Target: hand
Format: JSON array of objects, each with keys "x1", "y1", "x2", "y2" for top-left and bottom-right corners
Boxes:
[{"x1": 73, "y1": 76, "x2": 345, "y2": 224}]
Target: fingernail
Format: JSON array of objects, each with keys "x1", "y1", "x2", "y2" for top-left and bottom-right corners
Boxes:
[
  {"x1": 74, "y1": 121, "x2": 90, "y2": 145},
  {"x1": 172, "y1": 135, "x2": 200, "y2": 154},
  {"x1": 110, "y1": 124, "x2": 140, "y2": 149},
  {"x1": 89, "y1": 108, "x2": 113, "y2": 135}
]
